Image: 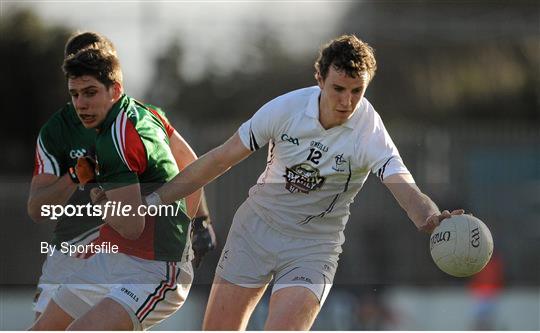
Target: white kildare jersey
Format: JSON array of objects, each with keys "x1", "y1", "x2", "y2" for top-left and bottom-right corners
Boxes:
[{"x1": 237, "y1": 86, "x2": 410, "y2": 242}]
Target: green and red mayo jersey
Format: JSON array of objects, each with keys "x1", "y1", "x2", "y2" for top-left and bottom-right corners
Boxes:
[
  {"x1": 34, "y1": 103, "x2": 102, "y2": 247},
  {"x1": 33, "y1": 102, "x2": 176, "y2": 250},
  {"x1": 94, "y1": 95, "x2": 190, "y2": 262}
]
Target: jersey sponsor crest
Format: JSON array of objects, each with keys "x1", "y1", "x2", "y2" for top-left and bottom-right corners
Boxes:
[
  {"x1": 332, "y1": 153, "x2": 347, "y2": 172},
  {"x1": 283, "y1": 163, "x2": 325, "y2": 194}
]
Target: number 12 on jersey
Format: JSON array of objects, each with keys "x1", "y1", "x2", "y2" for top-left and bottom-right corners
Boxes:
[{"x1": 307, "y1": 148, "x2": 322, "y2": 164}]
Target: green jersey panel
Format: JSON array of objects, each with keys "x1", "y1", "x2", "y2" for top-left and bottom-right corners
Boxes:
[
  {"x1": 34, "y1": 104, "x2": 103, "y2": 246},
  {"x1": 95, "y1": 95, "x2": 190, "y2": 261}
]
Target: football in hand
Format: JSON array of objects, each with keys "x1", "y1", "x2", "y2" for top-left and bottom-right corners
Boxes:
[{"x1": 430, "y1": 214, "x2": 493, "y2": 277}]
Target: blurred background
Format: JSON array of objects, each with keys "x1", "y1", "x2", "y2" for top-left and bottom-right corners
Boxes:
[{"x1": 1, "y1": 0, "x2": 539, "y2": 330}]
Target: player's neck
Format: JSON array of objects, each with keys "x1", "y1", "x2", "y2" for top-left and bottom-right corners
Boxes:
[
  {"x1": 317, "y1": 96, "x2": 331, "y2": 130},
  {"x1": 318, "y1": 101, "x2": 344, "y2": 130},
  {"x1": 319, "y1": 110, "x2": 336, "y2": 130}
]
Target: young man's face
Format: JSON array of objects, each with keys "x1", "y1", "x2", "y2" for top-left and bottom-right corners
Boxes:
[
  {"x1": 68, "y1": 75, "x2": 121, "y2": 129},
  {"x1": 317, "y1": 66, "x2": 369, "y2": 128}
]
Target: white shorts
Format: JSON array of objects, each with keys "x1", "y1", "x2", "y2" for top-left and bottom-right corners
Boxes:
[
  {"x1": 52, "y1": 252, "x2": 193, "y2": 330},
  {"x1": 217, "y1": 201, "x2": 341, "y2": 306},
  {"x1": 34, "y1": 227, "x2": 100, "y2": 314}
]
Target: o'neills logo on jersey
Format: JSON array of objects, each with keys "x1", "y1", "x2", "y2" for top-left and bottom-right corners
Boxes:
[{"x1": 284, "y1": 163, "x2": 325, "y2": 194}]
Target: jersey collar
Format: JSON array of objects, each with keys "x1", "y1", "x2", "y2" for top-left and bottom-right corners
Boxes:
[
  {"x1": 67, "y1": 103, "x2": 83, "y2": 125},
  {"x1": 305, "y1": 86, "x2": 362, "y2": 130},
  {"x1": 98, "y1": 94, "x2": 130, "y2": 132},
  {"x1": 305, "y1": 86, "x2": 320, "y2": 120}
]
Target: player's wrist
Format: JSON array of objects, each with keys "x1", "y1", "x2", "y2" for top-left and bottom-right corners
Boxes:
[
  {"x1": 68, "y1": 167, "x2": 80, "y2": 184},
  {"x1": 192, "y1": 215, "x2": 210, "y2": 230}
]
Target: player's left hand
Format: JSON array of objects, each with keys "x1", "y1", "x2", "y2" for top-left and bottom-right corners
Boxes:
[
  {"x1": 421, "y1": 209, "x2": 465, "y2": 233},
  {"x1": 191, "y1": 216, "x2": 217, "y2": 268}
]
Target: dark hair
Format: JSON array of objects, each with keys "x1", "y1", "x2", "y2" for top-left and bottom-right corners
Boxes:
[
  {"x1": 63, "y1": 48, "x2": 122, "y2": 87},
  {"x1": 315, "y1": 34, "x2": 377, "y2": 81},
  {"x1": 64, "y1": 31, "x2": 117, "y2": 58}
]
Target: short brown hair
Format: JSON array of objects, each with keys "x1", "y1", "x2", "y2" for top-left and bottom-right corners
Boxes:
[
  {"x1": 63, "y1": 48, "x2": 123, "y2": 87},
  {"x1": 315, "y1": 34, "x2": 377, "y2": 81},
  {"x1": 64, "y1": 31, "x2": 117, "y2": 58}
]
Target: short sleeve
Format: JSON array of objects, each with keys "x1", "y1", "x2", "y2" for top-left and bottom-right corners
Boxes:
[
  {"x1": 33, "y1": 124, "x2": 66, "y2": 176},
  {"x1": 366, "y1": 114, "x2": 410, "y2": 181},
  {"x1": 97, "y1": 116, "x2": 147, "y2": 190},
  {"x1": 237, "y1": 102, "x2": 277, "y2": 151},
  {"x1": 147, "y1": 105, "x2": 175, "y2": 138}
]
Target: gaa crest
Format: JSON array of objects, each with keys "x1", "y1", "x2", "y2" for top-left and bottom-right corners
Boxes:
[{"x1": 283, "y1": 163, "x2": 325, "y2": 194}]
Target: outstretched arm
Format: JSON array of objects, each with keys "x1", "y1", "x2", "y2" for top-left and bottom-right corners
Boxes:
[
  {"x1": 154, "y1": 132, "x2": 252, "y2": 205},
  {"x1": 168, "y1": 129, "x2": 204, "y2": 218},
  {"x1": 383, "y1": 173, "x2": 463, "y2": 233}
]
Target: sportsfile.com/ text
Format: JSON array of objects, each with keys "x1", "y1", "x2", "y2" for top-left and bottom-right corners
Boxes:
[{"x1": 40, "y1": 202, "x2": 182, "y2": 220}]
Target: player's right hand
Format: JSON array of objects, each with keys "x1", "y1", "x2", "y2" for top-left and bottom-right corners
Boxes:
[
  {"x1": 191, "y1": 216, "x2": 217, "y2": 268},
  {"x1": 422, "y1": 209, "x2": 465, "y2": 233}
]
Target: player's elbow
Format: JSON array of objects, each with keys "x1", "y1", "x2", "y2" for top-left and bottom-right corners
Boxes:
[
  {"x1": 119, "y1": 228, "x2": 143, "y2": 240},
  {"x1": 117, "y1": 219, "x2": 145, "y2": 240},
  {"x1": 27, "y1": 200, "x2": 47, "y2": 223},
  {"x1": 28, "y1": 210, "x2": 44, "y2": 223}
]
